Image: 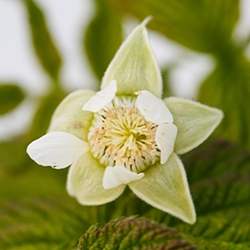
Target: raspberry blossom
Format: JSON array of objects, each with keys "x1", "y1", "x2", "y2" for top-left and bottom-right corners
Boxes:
[{"x1": 27, "y1": 19, "x2": 223, "y2": 224}]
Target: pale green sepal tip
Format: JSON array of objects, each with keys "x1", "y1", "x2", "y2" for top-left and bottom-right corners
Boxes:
[
  {"x1": 67, "y1": 152, "x2": 125, "y2": 206},
  {"x1": 165, "y1": 97, "x2": 223, "y2": 155},
  {"x1": 141, "y1": 16, "x2": 153, "y2": 26},
  {"x1": 101, "y1": 17, "x2": 162, "y2": 97},
  {"x1": 129, "y1": 153, "x2": 196, "y2": 224},
  {"x1": 49, "y1": 90, "x2": 95, "y2": 141}
]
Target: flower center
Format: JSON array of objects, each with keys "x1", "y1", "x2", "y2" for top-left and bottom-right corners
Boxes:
[{"x1": 88, "y1": 97, "x2": 160, "y2": 172}]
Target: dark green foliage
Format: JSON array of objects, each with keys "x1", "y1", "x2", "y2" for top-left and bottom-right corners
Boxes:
[
  {"x1": 0, "y1": 141, "x2": 249, "y2": 249},
  {"x1": 23, "y1": 0, "x2": 63, "y2": 82},
  {"x1": 127, "y1": 141, "x2": 250, "y2": 249},
  {"x1": 179, "y1": 140, "x2": 250, "y2": 249},
  {"x1": 0, "y1": 167, "x2": 90, "y2": 250},
  {"x1": 84, "y1": 0, "x2": 123, "y2": 80},
  {"x1": 0, "y1": 84, "x2": 25, "y2": 115},
  {"x1": 81, "y1": 141, "x2": 250, "y2": 249},
  {"x1": 77, "y1": 217, "x2": 195, "y2": 250}
]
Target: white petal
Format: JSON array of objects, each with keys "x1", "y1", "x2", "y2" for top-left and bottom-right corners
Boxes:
[
  {"x1": 103, "y1": 166, "x2": 144, "y2": 189},
  {"x1": 27, "y1": 131, "x2": 88, "y2": 169},
  {"x1": 156, "y1": 123, "x2": 177, "y2": 164},
  {"x1": 82, "y1": 80, "x2": 117, "y2": 112},
  {"x1": 135, "y1": 90, "x2": 173, "y2": 124}
]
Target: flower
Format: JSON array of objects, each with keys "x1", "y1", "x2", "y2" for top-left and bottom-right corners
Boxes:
[{"x1": 27, "y1": 19, "x2": 223, "y2": 224}]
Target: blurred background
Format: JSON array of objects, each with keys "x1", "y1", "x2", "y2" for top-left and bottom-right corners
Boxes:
[
  {"x1": 0, "y1": 0, "x2": 250, "y2": 249},
  {"x1": 1, "y1": 0, "x2": 250, "y2": 140}
]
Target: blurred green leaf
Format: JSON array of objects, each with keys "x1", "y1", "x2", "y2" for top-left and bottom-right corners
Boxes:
[
  {"x1": 77, "y1": 217, "x2": 195, "y2": 249},
  {"x1": 27, "y1": 90, "x2": 65, "y2": 140},
  {"x1": 109, "y1": 0, "x2": 239, "y2": 55},
  {"x1": 84, "y1": 0, "x2": 123, "y2": 80},
  {"x1": 0, "y1": 90, "x2": 65, "y2": 174},
  {"x1": 198, "y1": 55, "x2": 250, "y2": 149},
  {"x1": 0, "y1": 136, "x2": 29, "y2": 173},
  {"x1": 161, "y1": 68, "x2": 171, "y2": 97},
  {"x1": 23, "y1": 0, "x2": 63, "y2": 82},
  {"x1": 0, "y1": 84, "x2": 25, "y2": 115}
]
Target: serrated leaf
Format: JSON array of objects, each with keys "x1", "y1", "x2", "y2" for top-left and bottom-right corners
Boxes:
[
  {"x1": 84, "y1": 0, "x2": 123, "y2": 80},
  {"x1": 0, "y1": 168, "x2": 92, "y2": 250},
  {"x1": 0, "y1": 141, "x2": 249, "y2": 249},
  {"x1": 83, "y1": 141, "x2": 250, "y2": 249},
  {"x1": 0, "y1": 84, "x2": 25, "y2": 115},
  {"x1": 23, "y1": 0, "x2": 63, "y2": 82},
  {"x1": 109, "y1": 0, "x2": 239, "y2": 54},
  {"x1": 178, "y1": 141, "x2": 250, "y2": 249},
  {"x1": 77, "y1": 217, "x2": 195, "y2": 250}
]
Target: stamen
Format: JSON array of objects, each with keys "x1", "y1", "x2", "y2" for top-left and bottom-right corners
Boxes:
[{"x1": 88, "y1": 97, "x2": 160, "y2": 172}]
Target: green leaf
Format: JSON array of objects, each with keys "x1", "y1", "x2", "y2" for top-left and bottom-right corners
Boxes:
[
  {"x1": 0, "y1": 141, "x2": 249, "y2": 249},
  {"x1": 198, "y1": 58, "x2": 250, "y2": 148},
  {"x1": 0, "y1": 168, "x2": 92, "y2": 250},
  {"x1": 110, "y1": 0, "x2": 239, "y2": 54},
  {"x1": 23, "y1": 0, "x2": 63, "y2": 82},
  {"x1": 0, "y1": 136, "x2": 29, "y2": 173},
  {"x1": 176, "y1": 140, "x2": 250, "y2": 249},
  {"x1": 77, "y1": 217, "x2": 195, "y2": 249},
  {"x1": 89, "y1": 141, "x2": 250, "y2": 249},
  {"x1": 0, "y1": 91, "x2": 65, "y2": 174},
  {"x1": 84, "y1": 0, "x2": 123, "y2": 80},
  {"x1": 0, "y1": 84, "x2": 25, "y2": 115},
  {"x1": 161, "y1": 68, "x2": 171, "y2": 98},
  {"x1": 28, "y1": 90, "x2": 65, "y2": 140}
]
